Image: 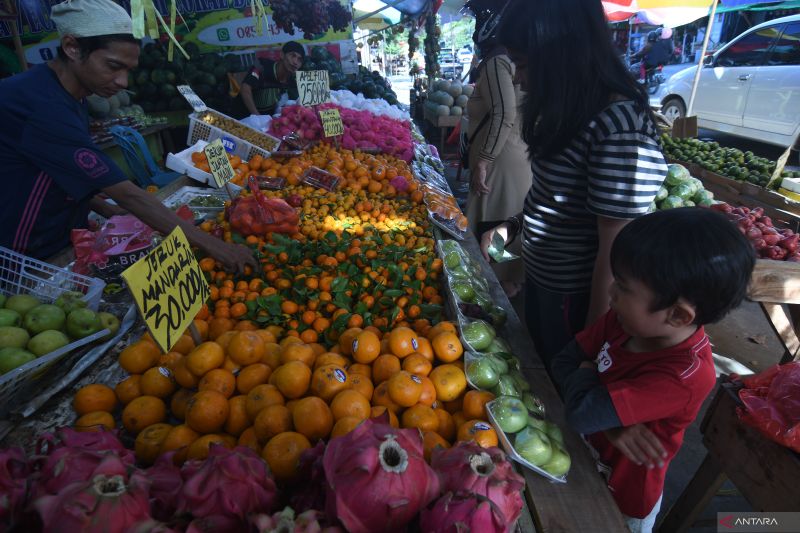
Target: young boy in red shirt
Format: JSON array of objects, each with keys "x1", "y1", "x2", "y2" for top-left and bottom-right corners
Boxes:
[{"x1": 549, "y1": 208, "x2": 755, "y2": 532}]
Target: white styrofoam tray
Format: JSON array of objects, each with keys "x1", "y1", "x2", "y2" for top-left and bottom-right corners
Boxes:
[{"x1": 166, "y1": 140, "x2": 217, "y2": 187}]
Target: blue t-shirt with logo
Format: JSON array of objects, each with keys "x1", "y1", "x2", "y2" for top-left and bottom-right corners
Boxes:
[{"x1": 0, "y1": 64, "x2": 127, "y2": 259}]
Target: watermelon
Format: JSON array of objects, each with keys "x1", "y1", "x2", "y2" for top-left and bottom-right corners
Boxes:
[
  {"x1": 659, "y1": 196, "x2": 684, "y2": 210},
  {"x1": 671, "y1": 183, "x2": 695, "y2": 200},
  {"x1": 655, "y1": 186, "x2": 669, "y2": 202}
]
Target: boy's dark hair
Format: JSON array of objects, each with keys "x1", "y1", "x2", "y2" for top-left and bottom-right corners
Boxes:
[
  {"x1": 57, "y1": 34, "x2": 140, "y2": 62},
  {"x1": 610, "y1": 208, "x2": 755, "y2": 325},
  {"x1": 498, "y1": 0, "x2": 656, "y2": 158}
]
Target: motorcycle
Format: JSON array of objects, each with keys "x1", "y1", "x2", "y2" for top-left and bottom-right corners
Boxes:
[{"x1": 628, "y1": 60, "x2": 666, "y2": 96}]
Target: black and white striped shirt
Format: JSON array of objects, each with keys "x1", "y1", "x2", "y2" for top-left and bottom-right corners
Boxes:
[{"x1": 522, "y1": 100, "x2": 667, "y2": 293}]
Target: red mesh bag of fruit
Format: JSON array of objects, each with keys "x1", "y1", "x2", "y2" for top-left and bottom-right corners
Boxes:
[{"x1": 228, "y1": 176, "x2": 299, "y2": 235}]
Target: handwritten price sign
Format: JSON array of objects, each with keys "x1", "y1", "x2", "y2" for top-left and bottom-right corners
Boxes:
[
  {"x1": 122, "y1": 227, "x2": 211, "y2": 354},
  {"x1": 296, "y1": 70, "x2": 330, "y2": 107},
  {"x1": 320, "y1": 109, "x2": 344, "y2": 138},
  {"x1": 204, "y1": 139, "x2": 235, "y2": 188},
  {"x1": 177, "y1": 85, "x2": 207, "y2": 112}
]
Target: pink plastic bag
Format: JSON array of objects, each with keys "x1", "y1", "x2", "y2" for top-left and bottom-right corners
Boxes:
[
  {"x1": 736, "y1": 361, "x2": 800, "y2": 452},
  {"x1": 71, "y1": 215, "x2": 154, "y2": 274}
]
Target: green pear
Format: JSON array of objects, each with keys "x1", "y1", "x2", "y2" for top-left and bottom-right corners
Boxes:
[
  {"x1": 0, "y1": 309, "x2": 21, "y2": 327},
  {"x1": 28, "y1": 330, "x2": 71, "y2": 357},
  {"x1": 65, "y1": 308, "x2": 102, "y2": 339},
  {"x1": 0, "y1": 347, "x2": 36, "y2": 374},
  {"x1": 0, "y1": 326, "x2": 30, "y2": 349},
  {"x1": 97, "y1": 312, "x2": 121, "y2": 340},
  {"x1": 23, "y1": 304, "x2": 66, "y2": 335},
  {"x1": 54, "y1": 291, "x2": 88, "y2": 314},
  {"x1": 4, "y1": 294, "x2": 40, "y2": 317}
]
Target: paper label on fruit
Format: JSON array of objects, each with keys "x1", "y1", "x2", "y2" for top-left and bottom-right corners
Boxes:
[
  {"x1": 320, "y1": 109, "x2": 344, "y2": 138},
  {"x1": 204, "y1": 139, "x2": 236, "y2": 188},
  {"x1": 122, "y1": 227, "x2": 211, "y2": 354},
  {"x1": 177, "y1": 85, "x2": 207, "y2": 112},
  {"x1": 296, "y1": 70, "x2": 330, "y2": 107},
  {"x1": 488, "y1": 232, "x2": 519, "y2": 263}
]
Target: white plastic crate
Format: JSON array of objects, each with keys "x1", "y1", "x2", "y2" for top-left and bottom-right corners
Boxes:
[
  {"x1": 0, "y1": 247, "x2": 105, "y2": 309},
  {"x1": 0, "y1": 247, "x2": 108, "y2": 410},
  {"x1": 187, "y1": 108, "x2": 280, "y2": 162}
]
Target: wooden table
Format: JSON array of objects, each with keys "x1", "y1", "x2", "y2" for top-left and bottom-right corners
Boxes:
[
  {"x1": 423, "y1": 106, "x2": 460, "y2": 159},
  {"x1": 460, "y1": 235, "x2": 629, "y2": 532},
  {"x1": 658, "y1": 383, "x2": 800, "y2": 532},
  {"x1": 748, "y1": 260, "x2": 800, "y2": 364}
]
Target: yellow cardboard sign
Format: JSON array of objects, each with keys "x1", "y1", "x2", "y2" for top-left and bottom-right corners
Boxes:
[
  {"x1": 122, "y1": 227, "x2": 211, "y2": 354},
  {"x1": 204, "y1": 139, "x2": 236, "y2": 188},
  {"x1": 320, "y1": 109, "x2": 344, "y2": 138}
]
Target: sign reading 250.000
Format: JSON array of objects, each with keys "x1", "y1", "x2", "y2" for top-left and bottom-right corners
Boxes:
[
  {"x1": 296, "y1": 70, "x2": 331, "y2": 107},
  {"x1": 122, "y1": 227, "x2": 211, "y2": 354}
]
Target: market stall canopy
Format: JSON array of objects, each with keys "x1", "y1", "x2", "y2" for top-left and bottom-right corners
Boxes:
[
  {"x1": 604, "y1": 0, "x2": 717, "y2": 27},
  {"x1": 354, "y1": 1, "x2": 401, "y2": 31},
  {"x1": 352, "y1": 0, "x2": 431, "y2": 17}
]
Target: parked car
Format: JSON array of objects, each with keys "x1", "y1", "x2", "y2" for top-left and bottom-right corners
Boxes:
[
  {"x1": 457, "y1": 48, "x2": 473, "y2": 65},
  {"x1": 657, "y1": 14, "x2": 800, "y2": 149},
  {"x1": 438, "y1": 49, "x2": 464, "y2": 80}
]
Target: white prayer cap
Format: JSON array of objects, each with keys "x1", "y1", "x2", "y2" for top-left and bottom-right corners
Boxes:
[{"x1": 51, "y1": 0, "x2": 133, "y2": 38}]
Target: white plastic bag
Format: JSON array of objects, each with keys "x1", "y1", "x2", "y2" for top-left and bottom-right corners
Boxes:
[{"x1": 240, "y1": 114, "x2": 272, "y2": 132}]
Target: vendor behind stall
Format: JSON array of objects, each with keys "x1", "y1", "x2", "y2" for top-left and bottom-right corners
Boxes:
[
  {"x1": 236, "y1": 41, "x2": 304, "y2": 117},
  {"x1": 0, "y1": 0, "x2": 255, "y2": 273}
]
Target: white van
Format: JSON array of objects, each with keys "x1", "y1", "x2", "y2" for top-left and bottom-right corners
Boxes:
[{"x1": 658, "y1": 14, "x2": 800, "y2": 149}]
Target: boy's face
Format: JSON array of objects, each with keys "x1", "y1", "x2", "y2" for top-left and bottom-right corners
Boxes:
[{"x1": 609, "y1": 276, "x2": 675, "y2": 339}]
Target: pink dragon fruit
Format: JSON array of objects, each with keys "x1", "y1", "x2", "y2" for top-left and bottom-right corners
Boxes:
[
  {"x1": 323, "y1": 417, "x2": 441, "y2": 533},
  {"x1": 289, "y1": 441, "x2": 327, "y2": 513},
  {"x1": 431, "y1": 442, "x2": 525, "y2": 527},
  {"x1": 128, "y1": 519, "x2": 181, "y2": 533},
  {"x1": 37, "y1": 426, "x2": 129, "y2": 454},
  {"x1": 250, "y1": 507, "x2": 344, "y2": 533},
  {"x1": 0, "y1": 447, "x2": 30, "y2": 528},
  {"x1": 34, "y1": 455, "x2": 152, "y2": 533},
  {"x1": 178, "y1": 445, "x2": 277, "y2": 519},
  {"x1": 419, "y1": 492, "x2": 507, "y2": 533},
  {"x1": 146, "y1": 453, "x2": 184, "y2": 521},
  {"x1": 31, "y1": 446, "x2": 133, "y2": 500}
]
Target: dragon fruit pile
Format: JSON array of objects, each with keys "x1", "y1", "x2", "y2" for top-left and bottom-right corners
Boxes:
[
  {"x1": 270, "y1": 103, "x2": 415, "y2": 162},
  {"x1": 1, "y1": 418, "x2": 526, "y2": 533},
  {"x1": 710, "y1": 203, "x2": 800, "y2": 261}
]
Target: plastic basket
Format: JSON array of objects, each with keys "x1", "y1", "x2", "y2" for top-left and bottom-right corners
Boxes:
[
  {"x1": 187, "y1": 109, "x2": 280, "y2": 162},
  {"x1": 0, "y1": 247, "x2": 105, "y2": 310}
]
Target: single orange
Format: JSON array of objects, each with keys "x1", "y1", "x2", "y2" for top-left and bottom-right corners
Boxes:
[
  {"x1": 187, "y1": 434, "x2": 230, "y2": 461},
  {"x1": 387, "y1": 371, "x2": 424, "y2": 407},
  {"x1": 185, "y1": 342, "x2": 225, "y2": 377},
  {"x1": 372, "y1": 354, "x2": 401, "y2": 384},
  {"x1": 227, "y1": 331, "x2": 266, "y2": 366},
  {"x1": 338, "y1": 327, "x2": 363, "y2": 356},
  {"x1": 280, "y1": 343, "x2": 315, "y2": 367},
  {"x1": 462, "y1": 390, "x2": 496, "y2": 420},
  {"x1": 159, "y1": 424, "x2": 199, "y2": 465},
  {"x1": 236, "y1": 363, "x2": 271, "y2": 394},
  {"x1": 401, "y1": 403, "x2": 440, "y2": 432},
  {"x1": 427, "y1": 321, "x2": 457, "y2": 341},
  {"x1": 330, "y1": 389, "x2": 371, "y2": 421},
  {"x1": 114, "y1": 375, "x2": 142, "y2": 405},
  {"x1": 388, "y1": 327, "x2": 419, "y2": 358},
  {"x1": 185, "y1": 390, "x2": 230, "y2": 434},
  {"x1": 372, "y1": 381, "x2": 401, "y2": 414},
  {"x1": 73, "y1": 384, "x2": 117, "y2": 416},
  {"x1": 170, "y1": 388, "x2": 194, "y2": 421},
  {"x1": 74, "y1": 411, "x2": 115, "y2": 432},
  {"x1": 134, "y1": 423, "x2": 172, "y2": 465},
  {"x1": 422, "y1": 431, "x2": 451, "y2": 462},
  {"x1": 224, "y1": 395, "x2": 250, "y2": 437},
  {"x1": 313, "y1": 352, "x2": 349, "y2": 371},
  {"x1": 140, "y1": 367, "x2": 177, "y2": 399},
  {"x1": 254, "y1": 329, "x2": 277, "y2": 344},
  {"x1": 292, "y1": 396, "x2": 334, "y2": 441},
  {"x1": 310, "y1": 364, "x2": 350, "y2": 402},
  {"x1": 429, "y1": 364, "x2": 467, "y2": 402},
  {"x1": 262, "y1": 432, "x2": 311, "y2": 481},
  {"x1": 253, "y1": 404, "x2": 293, "y2": 443},
  {"x1": 417, "y1": 375, "x2": 437, "y2": 407},
  {"x1": 245, "y1": 384, "x2": 285, "y2": 422},
  {"x1": 172, "y1": 358, "x2": 199, "y2": 389},
  {"x1": 272, "y1": 361, "x2": 312, "y2": 399},
  {"x1": 119, "y1": 341, "x2": 161, "y2": 374},
  {"x1": 349, "y1": 373, "x2": 374, "y2": 402},
  {"x1": 262, "y1": 342, "x2": 282, "y2": 369},
  {"x1": 457, "y1": 419, "x2": 499, "y2": 448},
  {"x1": 122, "y1": 396, "x2": 166, "y2": 435},
  {"x1": 352, "y1": 330, "x2": 381, "y2": 364},
  {"x1": 158, "y1": 351, "x2": 183, "y2": 370},
  {"x1": 237, "y1": 427, "x2": 261, "y2": 454},
  {"x1": 435, "y1": 408, "x2": 457, "y2": 442},
  {"x1": 402, "y1": 353, "x2": 433, "y2": 376},
  {"x1": 198, "y1": 368, "x2": 236, "y2": 398},
  {"x1": 431, "y1": 331, "x2": 464, "y2": 363},
  {"x1": 171, "y1": 335, "x2": 196, "y2": 355},
  {"x1": 415, "y1": 337, "x2": 434, "y2": 362},
  {"x1": 347, "y1": 363, "x2": 372, "y2": 379},
  {"x1": 331, "y1": 416, "x2": 363, "y2": 439},
  {"x1": 370, "y1": 405, "x2": 399, "y2": 428}
]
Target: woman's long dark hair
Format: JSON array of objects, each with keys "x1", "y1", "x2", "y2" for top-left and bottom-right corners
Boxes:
[{"x1": 500, "y1": 0, "x2": 656, "y2": 158}]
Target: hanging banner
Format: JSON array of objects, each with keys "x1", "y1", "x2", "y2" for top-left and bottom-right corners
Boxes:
[{"x1": 0, "y1": 0, "x2": 354, "y2": 65}]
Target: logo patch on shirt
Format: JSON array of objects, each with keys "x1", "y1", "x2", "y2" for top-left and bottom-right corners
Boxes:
[
  {"x1": 74, "y1": 149, "x2": 109, "y2": 179},
  {"x1": 595, "y1": 341, "x2": 613, "y2": 373}
]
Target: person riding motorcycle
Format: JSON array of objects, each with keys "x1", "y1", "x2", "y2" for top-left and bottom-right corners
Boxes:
[{"x1": 631, "y1": 28, "x2": 673, "y2": 79}]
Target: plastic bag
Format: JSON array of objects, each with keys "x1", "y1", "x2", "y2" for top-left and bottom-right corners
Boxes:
[
  {"x1": 240, "y1": 114, "x2": 272, "y2": 133},
  {"x1": 227, "y1": 176, "x2": 299, "y2": 236},
  {"x1": 736, "y1": 361, "x2": 800, "y2": 452},
  {"x1": 71, "y1": 215, "x2": 155, "y2": 275}
]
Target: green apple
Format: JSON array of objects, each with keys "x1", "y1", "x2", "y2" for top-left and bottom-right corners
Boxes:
[
  {"x1": 0, "y1": 309, "x2": 21, "y2": 327},
  {"x1": 97, "y1": 312, "x2": 121, "y2": 340},
  {"x1": 23, "y1": 304, "x2": 66, "y2": 335},
  {"x1": 5, "y1": 294, "x2": 40, "y2": 317},
  {"x1": 0, "y1": 326, "x2": 30, "y2": 349},
  {"x1": 28, "y1": 330, "x2": 71, "y2": 357},
  {"x1": 65, "y1": 308, "x2": 102, "y2": 339},
  {"x1": 54, "y1": 291, "x2": 88, "y2": 314},
  {"x1": 0, "y1": 347, "x2": 36, "y2": 374},
  {"x1": 0, "y1": 294, "x2": 6, "y2": 308},
  {"x1": 541, "y1": 445, "x2": 571, "y2": 477}
]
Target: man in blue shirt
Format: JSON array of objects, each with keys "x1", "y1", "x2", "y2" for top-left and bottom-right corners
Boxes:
[{"x1": 0, "y1": 0, "x2": 254, "y2": 273}]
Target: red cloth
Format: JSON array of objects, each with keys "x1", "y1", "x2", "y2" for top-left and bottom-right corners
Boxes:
[{"x1": 576, "y1": 311, "x2": 716, "y2": 518}]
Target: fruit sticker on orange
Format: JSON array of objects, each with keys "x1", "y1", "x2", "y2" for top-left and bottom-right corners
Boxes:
[
  {"x1": 122, "y1": 227, "x2": 211, "y2": 354},
  {"x1": 296, "y1": 70, "x2": 330, "y2": 107},
  {"x1": 320, "y1": 109, "x2": 344, "y2": 138},
  {"x1": 204, "y1": 139, "x2": 236, "y2": 188}
]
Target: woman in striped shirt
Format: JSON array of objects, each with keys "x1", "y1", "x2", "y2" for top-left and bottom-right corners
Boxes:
[{"x1": 480, "y1": 0, "x2": 668, "y2": 366}]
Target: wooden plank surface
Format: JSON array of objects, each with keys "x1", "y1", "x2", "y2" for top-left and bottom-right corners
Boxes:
[
  {"x1": 702, "y1": 389, "x2": 800, "y2": 511},
  {"x1": 748, "y1": 260, "x2": 800, "y2": 304},
  {"x1": 459, "y1": 233, "x2": 629, "y2": 532}
]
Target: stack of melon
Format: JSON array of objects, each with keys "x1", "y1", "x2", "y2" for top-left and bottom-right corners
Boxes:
[
  {"x1": 87, "y1": 90, "x2": 144, "y2": 120},
  {"x1": 425, "y1": 79, "x2": 474, "y2": 117}
]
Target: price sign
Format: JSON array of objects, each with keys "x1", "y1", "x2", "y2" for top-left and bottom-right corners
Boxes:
[
  {"x1": 320, "y1": 109, "x2": 344, "y2": 138},
  {"x1": 204, "y1": 139, "x2": 235, "y2": 188},
  {"x1": 177, "y1": 85, "x2": 207, "y2": 112},
  {"x1": 296, "y1": 70, "x2": 330, "y2": 107},
  {"x1": 122, "y1": 227, "x2": 211, "y2": 354}
]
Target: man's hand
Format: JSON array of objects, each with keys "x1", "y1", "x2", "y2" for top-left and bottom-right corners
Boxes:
[
  {"x1": 470, "y1": 159, "x2": 491, "y2": 196},
  {"x1": 604, "y1": 424, "x2": 667, "y2": 469},
  {"x1": 479, "y1": 223, "x2": 508, "y2": 262}
]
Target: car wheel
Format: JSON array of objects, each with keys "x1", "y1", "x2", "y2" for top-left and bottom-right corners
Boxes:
[{"x1": 662, "y1": 98, "x2": 685, "y2": 123}]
